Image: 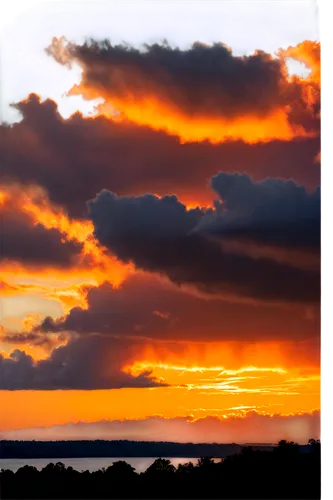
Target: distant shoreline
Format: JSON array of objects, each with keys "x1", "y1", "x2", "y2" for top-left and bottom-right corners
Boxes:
[{"x1": 0, "y1": 440, "x2": 279, "y2": 459}]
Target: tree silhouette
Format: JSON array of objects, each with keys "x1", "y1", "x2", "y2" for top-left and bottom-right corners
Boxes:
[
  {"x1": 197, "y1": 456, "x2": 214, "y2": 468},
  {"x1": 0, "y1": 440, "x2": 321, "y2": 499},
  {"x1": 145, "y1": 458, "x2": 176, "y2": 476},
  {"x1": 275, "y1": 439, "x2": 300, "y2": 459},
  {"x1": 176, "y1": 462, "x2": 195, "y2": 475},
  {"x1": 308, "y1": 438, "x2": 321, "y2": 452},
  {"x1": 105, "y1": 460, "x2": 136, "y2": 478}
]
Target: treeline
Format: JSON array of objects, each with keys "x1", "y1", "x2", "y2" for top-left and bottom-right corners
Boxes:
[
  {"x1": 0, "y1": 440, "x2": 320, "y2": 499},
  {"x1": 0, "y1": 440, "x2": 252, "y2": 459}
]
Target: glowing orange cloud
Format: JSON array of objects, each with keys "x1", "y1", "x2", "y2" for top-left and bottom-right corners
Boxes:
[
  {"x1": 281, "y1": 40, "x2": 320, "y2": 84},
  {"x1": 0, "y1": 183, "x2": 132, "y2": 350},
  {"x1": 21, "y1": 314, "x2": 42, "y2": 332},
  {"x1": 0, "y1": 191, "x2": 7, "y2": 206},
  {"x1": 279, "y1": 41, "x2": 320, "y2": 122},
  {"x1": 69, "y1": 83, "x2": 314, "y2": 145},
  {"x1": 126, "y1": 362, "x2": 287, "y2": 377},
  {"x1": 47, "y1": 37, "x2": 321, "y2": 145},
  {"x1": 0, "y1": 183, "x2": 132, "y2": 288},
  {"x1": 119, "y1": 345, "x2": 319, "y2": 418},
  {"x1": 19, "y1": 185, "x2": 129, "y2": 282}
]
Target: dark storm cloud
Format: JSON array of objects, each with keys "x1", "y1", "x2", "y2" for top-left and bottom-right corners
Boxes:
[
  {"x1": 87, "y1": 177, "x2": 320, "y2": 303},
  {"x1": 0, "y1": 192, "x2": 83, "y2": 266},
  {"x1": 37, "y1": 277, "x2": 175, "y2": 337},
  {"x1": 37, "y1": 274, "x2": 320, "y2": 342},
  {"x1": 48, "y1": 38, "x2": 320, "y2": 136},
  {"x1": 199, "y1": 172, "x2": 320, "y2": 249},
  {"x1": 0, "y1": 95, "x2": 320, "y2": 218},
  {"x1": 0, "y1": 335, "x2": 165, "y2": 390}
]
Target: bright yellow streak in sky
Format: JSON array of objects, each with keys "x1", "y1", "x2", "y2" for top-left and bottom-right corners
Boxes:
[{"x1": 0, "y1": 355, "x2": 320, "y2": 431}]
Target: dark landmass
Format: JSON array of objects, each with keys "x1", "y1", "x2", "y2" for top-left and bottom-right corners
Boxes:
[
  {"x1": 0, "y1": 440, "x2": 321, "y2": 499},
  {"x1": 0, "y1": 440, "x2": 276, "y2": 459}
]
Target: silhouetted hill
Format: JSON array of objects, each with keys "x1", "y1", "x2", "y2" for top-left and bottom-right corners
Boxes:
[{"x1": 0, "y1": 440, "x2": 251, "y2": 458}]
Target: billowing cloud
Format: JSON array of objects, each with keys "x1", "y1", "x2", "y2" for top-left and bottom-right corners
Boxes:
[
  {"x1": 0, "y1": 94, "x2": 320, "y2": 218},
  {"x1": 37, "y1": 274, "x2": 320, "y2": 342},
  {"x1": 0, "y1": 334, "x2": 165, "y2": 390},
  {"x1": 87, "y1": 175, "x2": 320, "y2": 303},
  {"x1": 46, "y1": 38, "x2": 320, "y2": 145},
  {"x1": 0, "y1": 185, "x2": 83, "y2": 267},
  {"x1": 1, "y1": 411, "x2": 320, "y2": 445},
  {"x1": 200, "y1": 172, "x2": 320, "y2": 250}
]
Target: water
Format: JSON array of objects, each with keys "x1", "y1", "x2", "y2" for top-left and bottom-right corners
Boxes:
[{"x1": 0, "y1": 457, "x2": 206, "y2": 473}]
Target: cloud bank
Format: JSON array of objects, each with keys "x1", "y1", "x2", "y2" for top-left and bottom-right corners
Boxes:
[
  {"x1": 88, "y1": 174, "x2": 320, "y2": 303},
  {"x1": 37, "y1": 273, "x2": 319, "y2": 343},
  {"x1": 0, "y1": 95, "x2": 320, "y2": 218},
  {"x1": 1, "y1": 411, "x2": 320, "y2": 445}
]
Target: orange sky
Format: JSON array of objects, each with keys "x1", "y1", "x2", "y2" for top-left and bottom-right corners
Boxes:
[
  {"x1": 0, "y1": 38, "x2": 320, "y2": 442},
  {"x1": 0, "y1": 358, "x2": 320, "y2": 431}
]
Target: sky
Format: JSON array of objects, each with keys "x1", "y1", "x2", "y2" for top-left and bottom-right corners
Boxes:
[{"x1": 0, "y1": 0, "x2": 321, "y2": 444}]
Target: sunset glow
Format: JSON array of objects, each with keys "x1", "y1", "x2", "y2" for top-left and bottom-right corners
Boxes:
[
  {"x1": 69, "y1": 88, "x2": 316, "y2": 144},
  {"x1": 0, "y1": 3, "x2": 320, "y2": 446}
]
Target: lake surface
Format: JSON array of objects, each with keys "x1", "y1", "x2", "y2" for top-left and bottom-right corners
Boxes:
[{"x1": 0, "y1": 457, "x2": 209, "y2": 473}]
